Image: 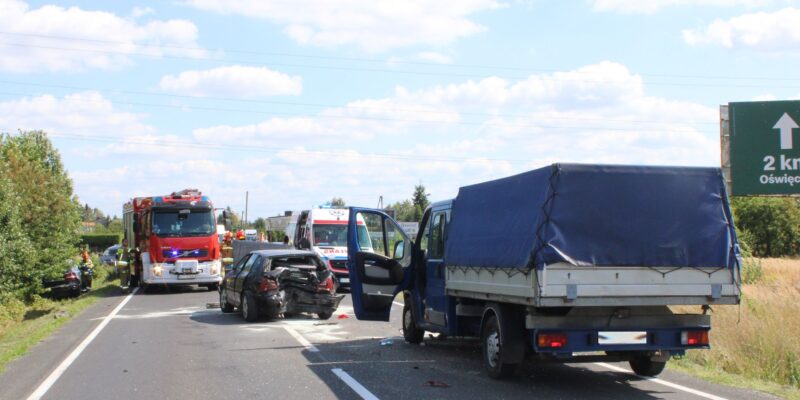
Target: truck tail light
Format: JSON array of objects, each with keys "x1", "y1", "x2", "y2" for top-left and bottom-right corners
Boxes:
[
  {"x1": 317, "y1": 276, "x2": 334, "y2": 294},
  {"x1": 258, "y1": 278, "x2": 278, "y2": 293},
  {"x1": 537, "y1": 332, "x2": 568, "y2": 349},
  {"x1": 681, "y1": 330, "x2": 709, "y2": 346}
]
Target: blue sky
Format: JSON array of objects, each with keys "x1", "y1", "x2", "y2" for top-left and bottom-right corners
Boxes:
[{"x1": 1, "y1": 0, "x2": 798, "y2": 218}]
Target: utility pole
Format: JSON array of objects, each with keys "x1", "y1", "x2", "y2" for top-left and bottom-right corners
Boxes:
[{"x1": 244, "y1": 191, "x2": 249, "y2": 228}]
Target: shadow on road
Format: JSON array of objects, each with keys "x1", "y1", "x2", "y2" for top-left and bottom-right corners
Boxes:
[{"x1": 296, "y1": 337, "x2": 670, "y2": 400}]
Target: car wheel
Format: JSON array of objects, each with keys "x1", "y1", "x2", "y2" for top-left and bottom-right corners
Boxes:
[
  {"x1": 629, "y1": 356, "x2": 667, "y2": 377},
  {"x1": 317, "y1": 311, "x2": 333, "y2": 320},
  {"x1": 482, "y1": 314, "x2": 517, "y2": 379},
  {"x1": 242, "y1": 292, "x2": 259, "y2": 322},
  {"x1": 207, "y1": 283, "x2": 219, "y2": 292},
  {"x1": 220, "y1": 287, "x2": 234, "y2": 313},
  {"x1": 402, "y1": 303, "x2": 424, "y2": 344}
]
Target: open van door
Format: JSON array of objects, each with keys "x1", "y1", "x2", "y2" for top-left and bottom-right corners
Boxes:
[{"x1": 347, "y1": 207, "x2": 413, "y2": 321}]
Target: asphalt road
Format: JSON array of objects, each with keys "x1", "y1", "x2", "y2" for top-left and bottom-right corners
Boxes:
[{"x1": 0, "y1": 287, "x2": 780, "y2": 400}]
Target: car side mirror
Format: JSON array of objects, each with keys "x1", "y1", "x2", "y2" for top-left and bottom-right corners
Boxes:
[{"x1": 393, "y1": 240, "x2": 404, "y2": 260}]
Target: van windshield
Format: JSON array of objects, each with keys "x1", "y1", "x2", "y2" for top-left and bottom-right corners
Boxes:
[
  {"x1": 152, "y1": 210, "x2": 215, "y2": 237},
  {"x1": 312, "y1": 224, "x2": 347, "y2": 246}
]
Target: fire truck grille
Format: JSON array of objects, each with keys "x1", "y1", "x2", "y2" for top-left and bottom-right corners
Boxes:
[{"x1": 163, "y1": 249, "x2": 209, "y2": 258}]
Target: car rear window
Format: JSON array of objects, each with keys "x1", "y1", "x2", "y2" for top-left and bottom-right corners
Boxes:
[{"x1": 269, "y1": 256, "x2": 325, "y2": 271}]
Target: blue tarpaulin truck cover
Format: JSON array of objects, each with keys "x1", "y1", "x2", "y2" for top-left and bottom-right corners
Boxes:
[{"x1": 444, "y1": 164, "x2": 738, "y2": 270}]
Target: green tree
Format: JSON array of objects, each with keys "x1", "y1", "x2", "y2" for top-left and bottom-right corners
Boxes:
[
  {"x1": 0, "y1": 176, "x2": 36, "y2": 301},
  {"x1": 387, "y1": 199, "x2": 416, "y2": 221},
  {"x1": 217, "y1": 206, "x2": 241, "y2": 229},
  {"x1": 253, "y1": 217, "x2": 267, "y2": 232},
  {"x1": 731, "y1": 197, "x2": 800, "y2": 257},
  {"x1": 330, "y1": 197, "x2": 346, "y2": 207},
  {"x1": 412, "y1": 184, "x2": 430, "y2": 222},
  {"x1": 0, "y1": 131, "x2": 82, "y2": 294}
]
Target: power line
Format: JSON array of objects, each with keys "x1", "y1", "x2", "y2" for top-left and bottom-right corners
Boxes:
[
  {"x1": 34, "y1": 131, "x2": 528, "y2": 164},
  {"x1": 1, "y1": 31, "x2": 798, "y2": 82},
  {"x1": 2, "y1": 40, "x2": 800, "y2": 89},
  {"x1": 0, "y1": 90, "x2": 715, "y2": 134},
  {"x1": 0, "y1": 80, "x2": 719, "y2": 127}
]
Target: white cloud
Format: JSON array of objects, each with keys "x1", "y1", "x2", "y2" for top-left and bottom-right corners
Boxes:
[
  {"x1": 415, "y1": 51, "x2": 453, "y2": 64},
  {"x1": 64, "y1": 61, "x2": 720, "y2": 217},
  {"x1": 591, "y1": 0, "x2": 770, "y2": 14},
  {"x1": 0, "y1": 0, "x2": 204, "y2": 73},
  {"x1": 683, "y1": 7, "x2": 800, "y2": 52},
  {"x1": 131, "y1": 6, "x2": 155, "y2": 18},
  {"x1": 158, "y1": 65, "x2": 303, "y2": 97},
  {"x1": 0, "y1": 91, "x2": 156, "y2": 136},
  {"x1": 181, "y1": 0, "x2": 503, "y2": 52}
]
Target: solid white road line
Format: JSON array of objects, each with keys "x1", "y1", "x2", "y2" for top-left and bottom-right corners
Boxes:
[
  {"x1": 594, "y1": 362, "x2": 728, "y2": 400},
  {"x1": 283, "y1": 326, "x2": 319, "y2": 352},
  {"x1": 332, "y1": 368, "x2": 380, "y2": 400},
  {"x1": 26, "y1": 287, "x2": 139, "y2": 400}
]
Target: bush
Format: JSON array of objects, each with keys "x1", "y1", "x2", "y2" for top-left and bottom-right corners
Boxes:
[
  {"x1": 80, "y1": 234, "x2": 121, "y2": 251},
  {"x1": 731, "y1": 197, "x2": 800, "y2": 257},
  {"x1": 736, "y1": 230, "x2": 764, "y2": 284},
  {"x1": 1, "y1": 131, "x2": 82, "y2": 298}
]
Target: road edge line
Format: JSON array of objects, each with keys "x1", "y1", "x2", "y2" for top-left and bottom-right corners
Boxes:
[
  {"x1": 332, "y1": 368, "x2": 380, "y2": 400},
  {"x1": 26, "y1": 287, "x2": 139, "y2": 400},
  {"x1": 283, "y1": 326, "x2": 319, "y2": 352},
  {"x1": 593, "y1": 362, "x2": 728, "y2": 400}
]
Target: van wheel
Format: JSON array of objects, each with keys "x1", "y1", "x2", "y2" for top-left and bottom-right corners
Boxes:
[
  {"x1": 242, "y1": 292, "x2": 259, "y2": 322},
  {"x1": 207, "y1": 283, "x2": 219, "y2": 292},
  {"x1": 220, "y1": 287, "x2": 234, "y2": 313},
  {"x1": 482, "y1": 314, "x2": 517, "y2": 379},
  {"x1": 402, "y1": 303, "x2": 424, "y2": 344},
  {"x1": 629, "y1": 356, "x2": 667, "y2": 377}
]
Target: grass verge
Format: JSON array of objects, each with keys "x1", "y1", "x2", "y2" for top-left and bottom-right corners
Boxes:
[
  {"x1": 0, "y1": 272, "x2": 120, "y2": 373},
  {"x1": 670, "y1": 258, "x2": 800, "y2": 399}
]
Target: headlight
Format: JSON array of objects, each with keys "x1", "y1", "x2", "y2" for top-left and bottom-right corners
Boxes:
[
  {"x1": 210, "y1": 260, "x2": 220, "y2": 275},
  {"x1": 153, "y1": 265, "x2": 163, "y2": 277}
]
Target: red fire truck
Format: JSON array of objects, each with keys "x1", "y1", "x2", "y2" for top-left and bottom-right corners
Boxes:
[{"x1": 122, "y1": 189, "x2": 222, "y2": 291}]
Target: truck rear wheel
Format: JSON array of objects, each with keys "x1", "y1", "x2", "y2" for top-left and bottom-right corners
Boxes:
[
  {"x1": 629, "y1": 356, "x2": 667, "y2": 377},
  {"x1": 482, "y1": 314, "x2": 518, "y2": 379},
  {"x1": 402, "y1": 303, "x2": 424, "y2": 344}
]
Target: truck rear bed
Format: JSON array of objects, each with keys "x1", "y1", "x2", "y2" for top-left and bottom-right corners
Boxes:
[
  {"x1": 447, "y1": 262, "x2": 739, "y2": 307},
  {"x1": 443, "y1": 164, "x2": 741, "y2": 307}
]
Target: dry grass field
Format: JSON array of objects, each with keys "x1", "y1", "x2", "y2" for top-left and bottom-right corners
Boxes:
[{"x1": 673, "y1": 258, "x2": 800, "y2": 398}]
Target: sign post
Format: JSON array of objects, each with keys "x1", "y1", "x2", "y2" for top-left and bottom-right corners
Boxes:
[{"x1": 726, "y1": 100, "x2": 800, "y2": 196}]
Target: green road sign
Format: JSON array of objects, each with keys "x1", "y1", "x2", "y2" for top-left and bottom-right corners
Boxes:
[{"x1": 729, "y1": 100, "x2": 800, "y2": 195}]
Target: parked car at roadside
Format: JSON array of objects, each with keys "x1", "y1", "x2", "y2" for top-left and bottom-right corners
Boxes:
[
  {"x1": 219, "y1": 249, "x2": 344, "y2": 322},
  {"x1": 99, "y1": 244, "x2": 120, "y2": 266},
  {"x1": 43, "y1": 261, "x2": 82, "y2": 299}
]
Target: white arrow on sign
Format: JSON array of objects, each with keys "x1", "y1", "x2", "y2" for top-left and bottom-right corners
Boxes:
[{"x1": 773, "y1": 112, "x2": 799, "y2": 150}]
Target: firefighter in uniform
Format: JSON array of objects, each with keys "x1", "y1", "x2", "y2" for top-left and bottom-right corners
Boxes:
[{"x1": 117, "y1": 238, "x2": 131, "y2": 292}]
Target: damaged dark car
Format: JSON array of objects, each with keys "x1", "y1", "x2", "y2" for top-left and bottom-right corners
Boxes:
[{"x1": 219, "y1": 249, "x2": 345, "y2": 322}]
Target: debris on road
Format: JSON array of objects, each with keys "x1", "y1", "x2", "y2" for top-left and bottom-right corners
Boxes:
[
  {"x1": 206, "y1": 302, "x2": 220, "y2": 309},
  {"x1": 423, "y1": 380, "x2": 450, "y2": 388},
  {"x1": 337, "y1": 313, "x2": 349, "y2": 319},
  {"x1": 379, "y1": 338, "x2": 394, "y2": 346}
]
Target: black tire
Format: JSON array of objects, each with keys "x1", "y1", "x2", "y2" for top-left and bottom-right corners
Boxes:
[
  {"x1": 482, "y1": 314, "x2": 517, "y2": 379},
  {"x1": 402, "y1": 303, "x2": 424, "y2": 344},
  {"x1": 207, "y1": 283, "x2": 219, "y2": 292},
  {"x1": 317, "y1": 311, "x2": 333, "y2": 320},
  {"x1": 629, "y1": 356, "x2": 667, "y2": 377},
  {"x1": 242, "y1": 292, "x2": 259, "y2": 322},
  {"x1": 220, "y1": 287, "x2": 234, "y2": 313}
]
